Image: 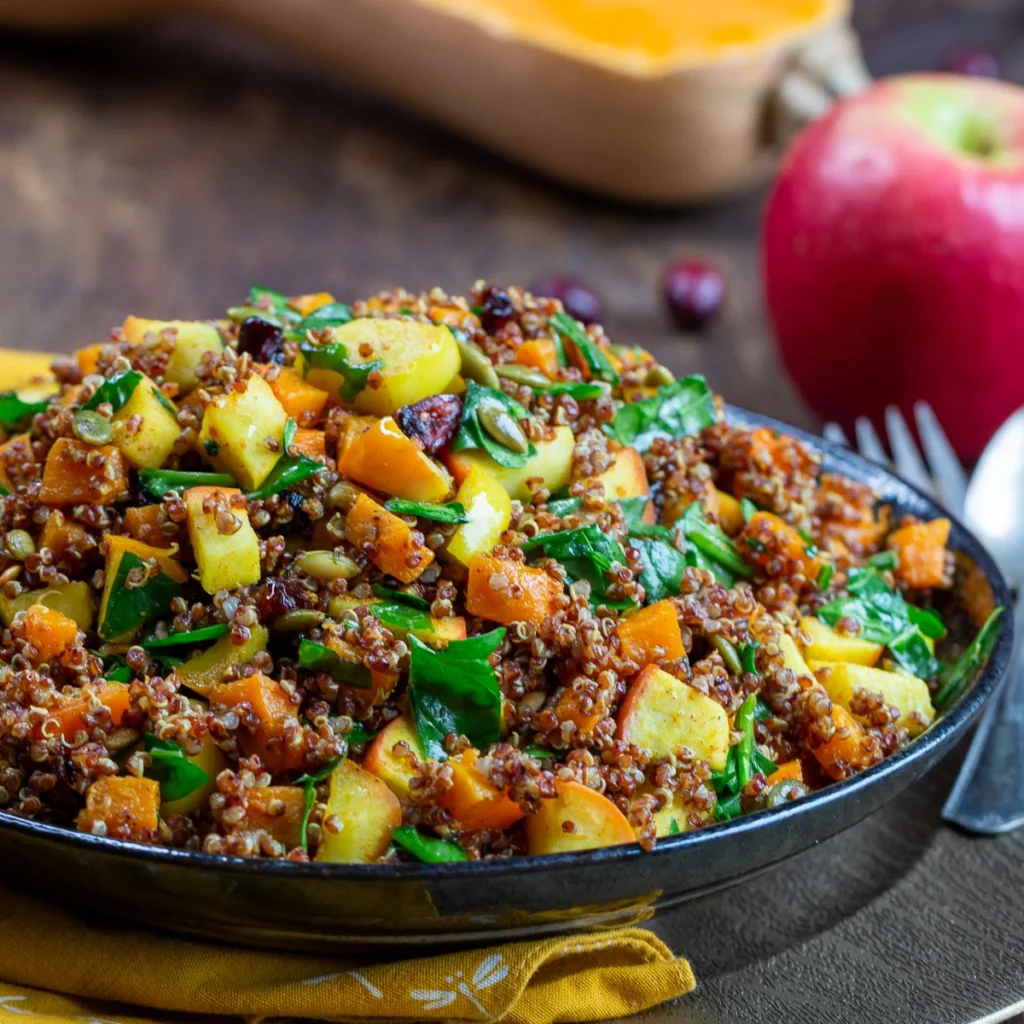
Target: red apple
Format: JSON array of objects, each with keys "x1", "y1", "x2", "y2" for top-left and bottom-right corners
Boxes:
[{"x1": 763, "y1": 74, "x2": 1024, "y2": 460}]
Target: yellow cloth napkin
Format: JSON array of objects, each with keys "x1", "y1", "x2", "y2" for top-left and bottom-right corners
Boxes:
[{"x1": 0, "y1": 885, "x2": 695, "y2": 1023}]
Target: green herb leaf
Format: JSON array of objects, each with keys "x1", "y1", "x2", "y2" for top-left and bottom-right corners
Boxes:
[
  {"x1": 865, "y1": 551, "x2": 899, "y2": 571},
  {"x1": 142, "y1": 624, "x2": 230, "y2": 650},
  {"x1": 295, "y1": 756, "x2": 345, "y2": 787},
  {"x1": 99, "y1": 553, "x2": 184, "y2": 641},
  {"x1": 370, "y1": 584, "x2": 432, "y2": 611},
  {"x1": 138, "y1": 468, "x2": 237, "y2": 498},
  {"x1": 740, "y1": 498, "x2": 759, "y2": 523},
  {"x1": 739, "y1": 642, "x2": 759, "y2": 676},
  {"x1": 300, "y1": 783, "x2": 316, "y2": 854},
  {"x1": 520, "y1": 744, "x2": 557, "y2": 760},
  {"x1": 365, "y1": 600, "x2": 435, "y2": 634},
  {"x1": 298, "y1": 639, "x2": 372, "y2": 688},
  {"x1": 907, "y1": 605, "x2": 947, "y2": 640},
  {"x1": 549, "y1": 311, "x2": 619, "y2": 385},
  {"x1": 668, "y1": 818, "x2": 682, "y2": 835},
  {"x1": 98, "y1": 652, "x2": 132, "y2": 683},
  {"x1": 83, "y1": 370, "x2": 142, "y2": 413},
  {"x1": 521, "y1": 525, "x2": 622, "y2": 605},
  {"x1": 249, "y1": 285, "x2": 299, "y2": 321},
  {"x1": 631, "y1": 536, "x2": 687, "y2": 604},
  {"x1": 714, "y1": 791, "x2": 743, "y2": 822},
  {"x1": 817, "y1": 563, "x2": 834, "y2": 590},
  {"x1": 346, "y1": 723, "x2": 375, "y2": 744},
  {"x1": 392, "y1": 825, "x2": 468, "y2": 863},
  {"x1": 933, "y1": 607, "x2": 1004, "y2": 710},
  {"x1": 755, "y1": 697, "x2": 773, "y2": 722},
  {"x1": 888, "y1": 626, "x2": 941, "y2": 679},
  {"x1": 734, "y1": 694, "x2": 758, "y2": 790},
  {"x1": 546, "y1": 497, "x2": 581, "y2": 519},
  {"x1": 289, "y1": 302, "x2": 352, "y2": 338},
  {"x1": 452, "y1": 381, "x2": 536, "y2": 470},
  {"x1": 143, "y1": 735, "x2": 211, "y2": 802},
  {"x1": 542, "y1": 381, "x2": 608, "y2": 400},
  {"x1": 408, "y1": 628, "x2": 505, "y2": 761},
  {"x1": 0, "y1": 391, "x2": 51, "y2": 429},
  {"x1": 384, "y1": 498, "x2": 468, "y2": 524},
  {"x1": 681, "y1": 502, "x2": 754, "y2": 579},
  {"x1": 605, "y1": 375, "x2": 716, "y2": 452},
  {"x1": 246, "y1": 419, "x2": 324, "y2": 501},
  {"x1": 685, "y1": 545, "x2": 736, "y2": 588},
  {"x1": 298, "y1": 336, "x2": 384, "y2": 403}
]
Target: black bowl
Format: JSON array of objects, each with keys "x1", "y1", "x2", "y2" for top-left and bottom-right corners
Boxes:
[{"x1": 0, "y1": 407, "x2": 1012, "y2": 950}]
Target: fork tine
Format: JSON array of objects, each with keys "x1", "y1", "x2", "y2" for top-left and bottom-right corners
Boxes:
[
  {"x1": 855, "y1": 417, "x2": 891, "y2": 466},
  {"x1": 823, "y1": 422, "x2": 849, "y2": 446},
  {"x1": 914, "y1": 401, "x2": 967, "y2": 517},
  {"x1": 885, "y1": 406, "x2": 936, "y2": 497}
]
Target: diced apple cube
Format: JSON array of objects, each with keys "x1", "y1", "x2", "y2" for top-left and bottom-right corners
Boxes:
[
  {"x1": 315, "y1": 759, "x2": 402, "y2": 864},
  {"x1": 184, "y1": 486, "x2": 262, "y2": 594},
  {"x1": 111, "y1": 375, "x2": 180, "y2": 469},
  {"x1": 363, "y1": 713, "x2": 423, "y2": 801},
  {"x1": 811, "y1": 661, "x2": 935, "y2": 737},
  {"x1": 524, "y1": 781, "x2": 634, "y2": 855},
  {"x1": 800, "y1": 616, "x2": 883, "y2": 667},
  {"x1": 122, "y1": 316, "x2": 224, "y2": 394},
  {"x1": 445, "y1": 466, "x2": 512, "y2": 566}
]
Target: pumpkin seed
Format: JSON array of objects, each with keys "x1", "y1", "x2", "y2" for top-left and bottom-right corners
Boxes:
[
  {"x1": 456, "y1": 339, "x2": 499, "y2": 389},
  {"x1": 495, "y1": 364, "x2": 551, "y2": 389},
  {"x1": 5, "y1": 529, "x2": 34, "y2": 561},
  {"x1": 72, "y1": 409, "x2": 113, "y2": 446},
  {"x1": 644, "y1": 365, "x2": 676, "y2": 388},
  {"x1": 295, "y1": 550, "x2": 361, "y2": 581},
  {"x1": 476, "y1": 403, "x2": 529, "y2": 454},
  {"x1": 765, "y1": 779, "x2": 806, "y2": 808},
  {"x1": 327, "y1": 480, "x2": 361, "y2": 511},
  {"x1": 708, "y1": 633, "x2": 742, "y2": 676},
  {"x1": 272, "y1": 609, "x2": 326, "y2": 633}
]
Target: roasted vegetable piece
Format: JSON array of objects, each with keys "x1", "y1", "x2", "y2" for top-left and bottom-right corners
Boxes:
[
  {"x1": 888, "y1": 518, "x2": 951, "y2": 590},
  {"x1": 121, "y1": 316, "x2": 224, "y2": 394},
  {"x1": 109, "y1": 374, "x2": 180, "y2": 470},
  {"x1": 39, "y1": 438, "x2": 129, "y2": 506},
  {"x1": 39, "y1": 683, "x2": 130, "y2": 741},
  {"x1": 174, "y1": 625, "x2": 269, "y2": 696},
  {"x1": 344, "y1": 492, "x2": 435, "y2": 583},
  {"x1": 811, "y1": 660, "x2": 935, "y2": 737},
  {"x1": 362, "y1": 713, "x2": 422, "y2": 800},
  {"x1": 514, "y1": 338, "x2": 560, "y2": 378},
  {"x1": 525, "y1": 781, "x2": 634, "y2": 855},
  {"x1": 246, "y1": 785, "x2": 307, "y2": 848},
  {"x1": 813, "y1": 705, "x2": 878, "y2": 781},
  {"x1": 210, "y1": 673, "x2": 304, "y2": 774},
  {"x1": 19, "y1": 604, "x2": 79, "y2": 664},
  {"x1": 327, "y1": 596, "x2": 466, "y2": 650},
  {"x1": 184, "y1": 486, "x2": 262, "y2": 594},
  {"x1": 291, "y1": 428, "x2": 326, "y2": 459},
  {"x1": 123, "y1": 504, "x2": 176, "y2": 549},
  {"x1": 616, "y1": 600, "x2": 684, "y2": 667},
  {"x1": 466, "y1": 555, "x2": 563, "y2": 626},
  {"x1": 580, "y1": 445, "x2": 653, "y2": 516},
  {"x1": 0, "y1": 581, "x2": 95, "y2": 631},
  {"x1": 800, "y1": 615, "x2": 882, "y2": 667},
  {"x1": 98, "y1": 536, "x2": 188, "y2": 642},
  {"x1": 266, "y1": 365, "x2": 329, "y2": 426},
  {"x1": 740, "y1": 511, "x2": 823, "y2": 579},
  {"x1": 314, "y1": 759, "x2": 402, "y2": 864},
  {"x1": 76, "y1": 776, "x2": 161, "y2": 843},
  {"x1": 445, "y1": 466, "x2": 512, "y2": 566},
  {"x1": 765, "y1": 760, "x2": 804, "y2": 786},
  {"x1": 436, "y1": 749, "x2": 525, "y2": 830}
]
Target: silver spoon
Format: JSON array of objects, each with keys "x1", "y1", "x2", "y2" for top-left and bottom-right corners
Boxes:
[{"x1": 943, "y1": 408, "x2": 1024, "y2": 833}]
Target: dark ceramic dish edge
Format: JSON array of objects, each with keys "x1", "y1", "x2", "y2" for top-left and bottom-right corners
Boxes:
[{"x1": 0, "y1": 405, "x2": 1012, "y2": 884}]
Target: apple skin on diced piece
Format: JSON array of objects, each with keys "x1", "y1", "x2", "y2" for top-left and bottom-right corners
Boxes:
[
  {"x1": 363, "y1": 713, "x2": 424, "y2": 801},
  {"x1": 811, "y1": 660, "x2": 935, "y2": 737},
  {"x1": 800, "y1": 616, "x2": 882, "y2": 667},
  {"x1": 436, "y1": 749, "x2": 525, "y2": 831},
  {"x1": 525, "y1": 781, "x2": 635, "y2": 855},
  {"x1": 184, "y1": 486, "x2": 262, "y2": 594},
  {"x1": 616, "y1": 664, "x2": 730, "y2": 771},
  {"x1": 315, "y1": 759, "x2": 403, "y2": 864},
  {"x1": 445, "y1": 466, "x2": 512, "y2": 566},
  {"x1": 579, "y1": 445, "x2": 653, "y2": 519}
]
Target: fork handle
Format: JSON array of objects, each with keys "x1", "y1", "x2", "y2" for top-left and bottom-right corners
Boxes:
[{"x1": 943, "y1": 592, "x2": 1024, "y2": 833}]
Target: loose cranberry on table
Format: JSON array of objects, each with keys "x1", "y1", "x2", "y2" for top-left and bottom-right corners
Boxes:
[
  {"x1": 530, "y1": 275, "x2": 604, "y2": 324},
  {"x1": 237, "y1": 316, "x2": 286, "y2": 364},
  {"x1": 662, "y1": 259, "x2": 726, "y2": 331},
  {"x1": 941, "y1": 48, "x2": 999, "y2": 78}
]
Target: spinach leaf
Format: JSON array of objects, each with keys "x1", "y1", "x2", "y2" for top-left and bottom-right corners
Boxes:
[
  {"x1": 298, "y1": 337, "x2": 383, "y2": 403},
  {"x1": 138, "y1": 468, "x2": 236, "y2": 498},
  {"x1": 549, "y1": 311, "x2": 619, "y2": 385},
  {"x1": 546, "y1": 497, "x2": 581, "y2": 519},
  {"x1": 685, "y1": 545, "x2": 735, "y2": 588},
  {"x1": 681, "y1": 502, "x2": 754, "y2": 579},
  {"x1": 739, "y1": 642, "x2": 760, "y2": 676},
  {"x1": 371, "y1": 584, "x2": 432, "y2": 611},
  {"x1": 710, "y1": 694, "x2": 776, "y2": 822},
  {"x1": 714, "y1": 791, "x2": 744, "y2": 822},
  {"x1": 346, "y1": 723, "x2": 375, "y2": 744},
  {"x1": 392, "y1": 825, "x2": 468, "y2": 863},
  {"x1": 141, "y1": 624, "x2": 230, "y2": 649},
  {"x1": 817, "y1": 563, "x2": 834, "y2": 590},
  {"x1": 0, "y1": 391, "x2": 51, "y2": 429},
  {"x1": 631, "y1": 536, "x2": 686, "y2": 604},
  {"x1": 143, "y1": 735, "x2": 210, "y2": 802},
  {"x1": 740, "y1": 498, "x2": 759, "y2": 523},
  {"x1": 298, "y1": 639, "x2": 372, "y2": 688},
  {"x1": 248, "y1": 285, "x2": 299, "y2": 321},
  {"x1": 542, "y1": 381, "x2": 608, "y2": 400},
  {"x1": 384, "y1": 498, "x2": 468, "y2": 524},
  {"x1": 618, "y1": 496, "x2": 652, "y2": 532},
  {"x1": 246, "y1": 419, "x2": 324, "y2": 500},
  {"x1": 605, "y1": 375, "x2": 716, "y2": 452},
  {"x1": 452, "y1": 381, "x2": 536, "y2": 470},
  {"x1": 734, "y1": 694, "x2": 758, "y2": 789},
  {"x1": 933, "y1": 607, "x2": 1004, "y2": 710},
  {"x1": 520, "y1": 744, "x2": 557, "y2": 760},
  {"x1": 755, "y1": 696, "x2": 773, "y2": 722},
  {"x1": 99, "y1": 553, "x2": 184, "y2": 641},
  {"x1": 907, "y1": 605, "x2": 947, "y2": 640},
  {"x1": 365, "y1": 600, "x2": 435, "y2": 634},
  {"x1": 888, "y1": 627, "x2": 941, "y2": 679},
  {"x1": 668, "y1": 818, "x2": 682, "y2": 835},
  {"x1": 83, "y1": 370, "x2": 143, "y2": 413},
  {"x1": 288, "y1": 302, "x2": 353, "y2": 339},
  {"x1": 521, "y1": 524, "x2": 625, "y2": 605},
  {"x1": 98, "y1": 652, "x2": 132, "y2": 683},
  {"x1": 408, "y1": 629, "x2": 505, "y2": 761}
]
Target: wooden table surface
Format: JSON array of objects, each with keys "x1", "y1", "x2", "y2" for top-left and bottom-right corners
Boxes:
[{"x1": 1, "y1": 2, "x2": 1024, "y2": 1022}]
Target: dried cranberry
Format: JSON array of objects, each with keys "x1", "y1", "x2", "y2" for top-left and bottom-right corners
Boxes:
[
  {"x1": 531, "y1": 275, "x2": 604, "y2": 324},
  {"x1": 941, "y1": 47, "x2": 999, "y2": 77},
  {"x1": 396, "y1": 394, "x2": 463, "y2": 454},
  {"x1": 237, "y1": 317, "x2": 286, "y2": 364},
  {"x1": 663, "y1": 259, "x2": 726, "y2": 331},
  {"x1": 477, "y1": 286, "x2": 515, "y2": 333},
  {"x1": 259, "y1": 577, "x2": 301, "y2": 620}
]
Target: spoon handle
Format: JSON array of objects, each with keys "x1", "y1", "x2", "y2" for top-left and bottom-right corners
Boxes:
[{"x1": 943, "y1": 592, "x2": 1024, "y2": 833}]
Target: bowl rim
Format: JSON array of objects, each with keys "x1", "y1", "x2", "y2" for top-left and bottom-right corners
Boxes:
[{"x1": 0, "y1": 405, "x2": 1013, "y2": 881}]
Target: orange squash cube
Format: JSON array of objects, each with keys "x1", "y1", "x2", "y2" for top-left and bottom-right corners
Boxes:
[
  {"x1": 76, "y1": 776, "x2": 160, "y2": 843},
  {"x1": 344, "y1": 492, "x2": 435, "y2": 584},
  {"x1": 466, "y1": 555, "x2": 562, "y2": 626},
  {"x1": 39, "y1": 438, "x2": 129, "y2": 506},
  {"x1": 210, "y1": 674, "x2": 304, "y2": 774}
]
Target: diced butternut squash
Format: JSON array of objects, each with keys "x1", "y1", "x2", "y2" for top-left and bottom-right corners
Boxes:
[
  {"x1": 20, "y1": 604, "x2": 79, "y2": 664},
  {"x1": 779, "y1": 633, "x2": 813, "y2": 679},
  {"x1": 291, "y1": 428, "x2": 326, "y2": 460},
  {"x1": 198, "y1": 373, "x2": 289, "y2": 491},
  {"x1": 716, "y1": 491, "x2": 745, "y2": 535},
  {"x1": 616, "y1": 600, "x2": 684, "y2": 667},
  {"x1": 445, "y1": 466, "x2": 512, "y2": 566},
  {"x1": 553, "y1": 686, "x2": 605, "y2": 739},
  {"x1": 800, "y1": 616, "x2": 882, "y2": 667},
  {"x1": 662, "y1": 478, "x2": 719, "y2": 527},
  {"x1": 210, "y1": 673, "x2": 304, "y2": 774},
  {"x1": 174, "y1": 625, "x2": 269, "y2": 696},
  {"x1": 98, "y1": 536, "x2": 188, "y2": 642},
  {"x1": 184, "y1": 486, "x2": 262, "y2": 594},
  {"x1": 291, "y1": 292, "x2": 335, "y2": 317},
  {"x1": 466, "y1": 555, "x2": 562, "y2": 626},
  {"x1": 616, "y1": 664, "x2": 729, "y2": 770},
  {"x1": 110, "y1": 375, "x2": 180, "y2": 470},
  {"x1": 344, "y1": 492, "x2": 434, "y2": 584},
  {"x1": 315, "y1": 759, "x2": 402, "y2": 864},
  {"x1": 363, "y1": 713, "x2": 424, "y2": 801},
  {"x1": 245, "y1": 786, "x2": 307, "y2": 848},
  {"x1": 0, "y1": 581, "x2": 95, "y2": 632},
  {"x1": 319, "y1": 633, "x2": 401, "y2": 707},
  {"x1": 888, "y1": 518, "x2": 951, "y2": 590},
  {"x1": 123, "y1": 505, "x2": 175, "y2": 549},
  {"x1": 39, "y1": 438, "x2": 128, "y2": 506},
  {"x1": 515, "y1": 339, "x2": 560, "y2": 378},
  {"x1": 445, "y1": 425, "x2": 575, "y2": 502},
  {"x1": 267, "y1": 366, "x2": 329, "y2": 426},
  {"x1": 37, "y1": 683, "x2": 130, "y2": 742},
  {"x1": 525, "y1": 781, "x2": 634, "y2": 855},
  {"x1": 303, "y1": 319, "x2": 460, "y2": 415},
  {"x1": 76, "y1": 776, "x2": 160, "y2": 843},
  {"x1": 740, "y1": 511, "x2": 822, "y2": 580},
  {"x1": 765, "y1": 760, "x2": 804, "y2": 787},
  {"x1": 161, "y1": 734, "x2": 230, "y2": 817},
  {"x1": 77, "y1": 343, "x2": 106, "y2": 376},
  {"x1": 811, "y1": 661, "x2": 935, "y2": 737},
  {"x1": 813, "y1": 705, "x2": 875, "y2": 781},
  {"x1": 0, "y1": 432, "x2": 35, "y2": 494},
  {"x1": 337, "y1": 414, "x2": 378, "y2": 459},
  {"x1": 122, "y1": 317, "x2": 224, "y2": 394},
  {"x1": 338, "y1": 416, "x2": 453, "y2": 502},
  {"x1": 437, "y1": 748, "x2": 525, "y2": 831}
]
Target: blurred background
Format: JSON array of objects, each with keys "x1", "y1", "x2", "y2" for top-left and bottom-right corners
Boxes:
[{"x1": 0, "y1": 0, "x2": 1020, "y2": 436}]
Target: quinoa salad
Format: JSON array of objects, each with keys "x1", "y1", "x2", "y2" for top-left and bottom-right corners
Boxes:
[{"x1": 0, "y1": 284, "x2": 1002, "y2": 864}]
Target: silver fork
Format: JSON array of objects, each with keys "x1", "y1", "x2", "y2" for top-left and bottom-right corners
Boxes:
[{"x1": 823, "y1": 403, "x2": 968, "y2": 516}]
